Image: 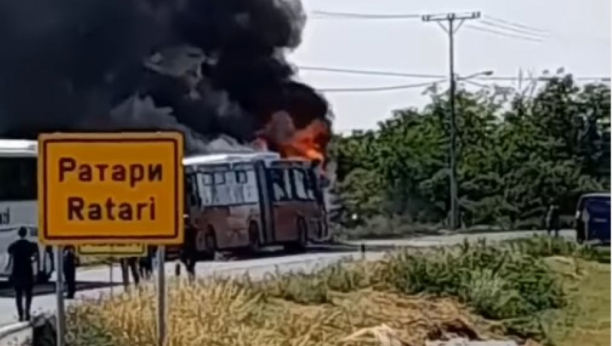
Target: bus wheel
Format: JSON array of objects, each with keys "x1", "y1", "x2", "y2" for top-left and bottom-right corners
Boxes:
[
  {"x1": 296, "y1": 218, "x2": 309, "y2": 252},
  {"x1": 248, "y1": 222, "x2": 261, "y2": 253}
]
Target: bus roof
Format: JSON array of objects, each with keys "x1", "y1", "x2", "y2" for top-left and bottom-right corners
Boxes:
[
  {"x1": 183, "y1": 151, "x2": 281, "y2": 166},
  {"x1": 0, "y1": 139, "x2": 37, "y2": 157}
]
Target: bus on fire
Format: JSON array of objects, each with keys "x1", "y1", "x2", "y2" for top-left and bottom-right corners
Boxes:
[
  {"x1": 181, "y1": 152, "x2": 329, "y2": 259},
  {"x1": 0, "y1": 139, "x2": 328, "y2": 276}
]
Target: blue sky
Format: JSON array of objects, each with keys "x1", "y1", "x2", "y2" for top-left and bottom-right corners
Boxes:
[{"x1": 288, "y1": 0, "x2": 611, "y2": 133}]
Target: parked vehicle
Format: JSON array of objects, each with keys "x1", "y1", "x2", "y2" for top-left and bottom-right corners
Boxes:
[
  {"x1": 575, "y1": 192, "x2": 611, "y2": 244},
  {"x1": 0, "y1": 140, "x2": 54, "y2": 282}
]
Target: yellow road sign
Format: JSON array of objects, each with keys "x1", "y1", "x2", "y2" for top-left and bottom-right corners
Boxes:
[
  {"x1": 38, "y1": 132, "x2": 184, "y2": 245},
  {"x1": 77, "y1": 244, "x2": 147, "y2": 257}
]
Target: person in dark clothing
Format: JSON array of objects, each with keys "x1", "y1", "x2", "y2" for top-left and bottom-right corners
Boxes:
[
  {"x1": 546, "y1": 204, "x2": 561, "y2": 238},
  {"x1": 139, "y1": 247, "x2": 154, "y2": 280},
  {"x1": 63, "y1": 246, "x2": 77, "y2": 299},
  {"x1": 181, "y1": 228, "x2": 197, "y2": 281},
  {"x1": 120, "y1": 257, "x2": 140, "y2": 289},
  {"x1": 5, "y1": 227, "x2": 39, "y2": 321}
]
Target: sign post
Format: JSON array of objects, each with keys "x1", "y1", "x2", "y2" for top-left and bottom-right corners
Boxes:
[
  {"x1": 38, "y1": 132, "x2": 184, "y2": 346},
  {"x1": 109, "y1": 261, "x2": 114, "y2": 296},
  {"x1": 157, "y1": 246, "x2": 166, "y2": 346},
  {"x1": 55, "y1": 247, "x2": 66, "y2": 346}
]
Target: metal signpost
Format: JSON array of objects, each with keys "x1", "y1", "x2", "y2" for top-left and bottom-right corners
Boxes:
[{"x1": 38, "y1": 132, "x2": 185, "y2": 346}]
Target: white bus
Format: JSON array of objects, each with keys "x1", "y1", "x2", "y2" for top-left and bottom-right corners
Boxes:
[{"x1": 0, "y1": 140, "x2": 54, "y2": 282}]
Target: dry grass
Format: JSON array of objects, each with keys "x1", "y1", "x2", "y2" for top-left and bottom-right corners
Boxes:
[
  {"x1": 63, "y1": 236, "x2": 605, "y2": 346},
  {"x1": 66, "y1": 277, "x2": 503, "y2": 346}
]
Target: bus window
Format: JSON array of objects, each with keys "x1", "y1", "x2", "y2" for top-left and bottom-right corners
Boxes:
[
  {"x1": 283, "y1": 169, "x2": 293, "y2": 199},
  {"x1": 224, "y1": 171, "x2": 235, "y2": 185},
  {"x1": 196, "y1": 173, "x2": 213, "y2": 205},
  {"x1": 302, "y1": 168, "x2": 318, "y2": 201},
  {"x1": 202, "y1": 173, "x2": 213, "y2": 185},
  {"x1": 292, "y1": 169, "x2": 310, "y2": 201},
  {"x1": 269, "y1": 168, "x2": 289, "y2": 202},
  {"x1": 243, "y1": 170, "x2": 258, "y2": 202},
  {"x1": 193, "y1": 169, "x2": 259, "y2": 207},
  {"x1": 0, "y1": 157, "x2": 36, "y2": 200},
  {"x1": 214, "y1": 172, "x2": 225, "y2": 185},
  {"x1": 186, "y1": 174, "x2": 200, "y2": 209},
  {"x1": 236, "y1": 170, "x2": 247, "y2": 184}
]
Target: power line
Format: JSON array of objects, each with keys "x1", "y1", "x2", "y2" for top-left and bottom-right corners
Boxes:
[
  {"x1": 479, "y1": 20, "x2": 549, "y2": 39},
  {"x1": 317, "y1": 80, "x2": 445, "y2": 93},
  {"x1": 298, "y1": 65, "x2": 610, "y2": 82},
  {"x1": 465, "y1": 24, "x2": 544, "y2": 42},
  {"x1": 311, "y1": 10, "x2": 420, "y2": 19},
  {"x1": 484, "y1": 15, "x2": 550, "y2": 35},
  {"x1": 298, "y1": 66, "x2": 444, "y2": 79}
]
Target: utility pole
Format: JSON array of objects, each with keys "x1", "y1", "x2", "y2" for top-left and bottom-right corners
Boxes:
[{"x1": 422, "y1": 11, "x2": 480, "y2": 231}]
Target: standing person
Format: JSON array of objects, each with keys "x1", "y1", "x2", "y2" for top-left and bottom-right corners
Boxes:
[
  {"x1": 551, "y1": 204, "x2": 561, "y2": 238},
  {"x1": 5, "y1": 227, "x2": 38, "y2": 321},
  {"x1": 546, "y1": 204, "x2": 561, "y2": 238},
  {"x1": 139, "y1": 246, "x2": 154, "y2": 280},
  {"x1": 180, "y1": 228, "x2": 197, "y2": 281},
  {"x1": 63, "y1": 246, "x2": 77, "y2": 299},
  {"x1": 120, "y1": 257, "x2": 140, "y2": 289}
]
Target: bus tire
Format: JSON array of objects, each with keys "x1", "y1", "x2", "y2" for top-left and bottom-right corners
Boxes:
[
  {"x1": 248, "y1": 221, "x2": 261, "y2": 253},
  {"x1": 287, "y1": 217, "x2": 308, "y2": 253}
]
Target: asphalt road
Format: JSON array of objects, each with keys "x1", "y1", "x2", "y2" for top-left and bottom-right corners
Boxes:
[{"x1": 0, "y1": 230, "x2": 575, "y2": 344}]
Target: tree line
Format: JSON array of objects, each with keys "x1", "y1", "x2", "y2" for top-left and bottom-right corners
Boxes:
[{"x1": 329, "y1": 73, "x2": 610, "y2": 232}]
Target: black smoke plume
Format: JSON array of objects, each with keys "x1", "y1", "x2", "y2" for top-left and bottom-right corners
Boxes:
[{"x1": 0, "y1": 0, "x2": 331, "y2": 154}]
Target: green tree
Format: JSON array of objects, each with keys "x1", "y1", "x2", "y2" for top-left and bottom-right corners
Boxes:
[{"x1": 331, "y1": 73, "x2": 610, "y2": 233}]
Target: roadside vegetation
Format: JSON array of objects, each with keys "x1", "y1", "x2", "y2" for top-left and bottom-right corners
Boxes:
[
  {"x1": 60, "y1": 236, "x2": 608, "y2": 346},
  {"x1": 328, "y1": 74, "x2": 610, "y2": 238}
]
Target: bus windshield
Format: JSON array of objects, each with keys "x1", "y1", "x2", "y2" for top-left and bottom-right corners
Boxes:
[
  {"x1": 0, "y1": 157, "x2": 36, "y2": 201},
  {"x1": 586, "y1": 199, "x2": 611, "y2": 215}
]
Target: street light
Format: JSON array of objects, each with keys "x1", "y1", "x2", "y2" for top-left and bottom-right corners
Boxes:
[
  {"x1": 448, "y1": 69, "x2": 493, "y2": 231},
  {"x1": 457, "y1": 70, "x2": 494, "y2": 80}
]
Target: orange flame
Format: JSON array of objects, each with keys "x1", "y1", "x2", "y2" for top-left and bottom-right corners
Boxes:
[
  {"x1": 278, "y1": 119, "x2": 328, "y2": 162},
  {"x1": 255, "y1": 111, "x2": 330, "y2": 167}
]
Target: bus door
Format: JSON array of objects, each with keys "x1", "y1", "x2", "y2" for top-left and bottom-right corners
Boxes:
[
  {"x1": 584, "y1": 198, "x2": 611, "y2": 243},
  {"x1": 266, "y1": 165, "x2": 299, "y2": 243},
  {"x1": 254, "y1": 161, "x2": 275, "y2": 244},
  {"x1": 191, "y1": 163, "x2": 263, "y2": 250},
  {"x1": 265, "y1": 162, "x2": 324, "y2": 243}
]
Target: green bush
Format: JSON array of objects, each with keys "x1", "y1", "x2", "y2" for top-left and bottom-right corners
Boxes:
[
  {"x1": 504, "y1": 234, "x2": 606, "y2": 262},
  {"x1": 378, "y1": 237, "x2": 579, "y2": 340}
]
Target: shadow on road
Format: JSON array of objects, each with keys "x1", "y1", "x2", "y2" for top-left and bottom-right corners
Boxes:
[
  {"x1": 0, "y1": 280, "x2": 121, "y2": 298},
  {"x1": 216, "y1": 243, "x2": 368, "y2": 262}
]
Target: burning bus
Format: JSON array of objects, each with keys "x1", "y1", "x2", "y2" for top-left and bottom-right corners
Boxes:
[
  {"x1": 181, "y1": 151, "x2": 328, "y2": 259},
  {"x1": 0, "y1": 0, "x2": 335, "y2": 261}
]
